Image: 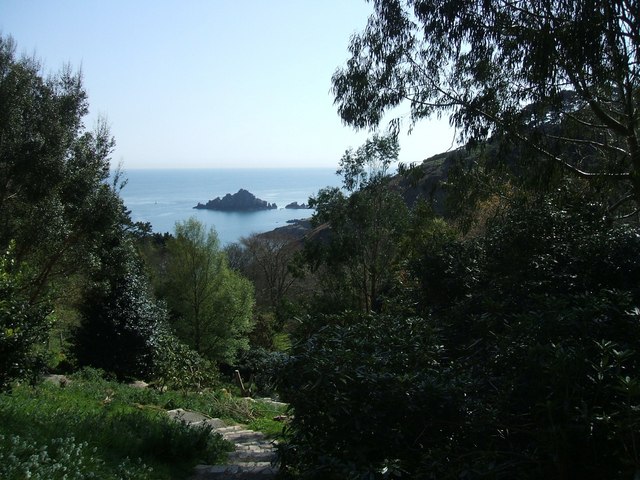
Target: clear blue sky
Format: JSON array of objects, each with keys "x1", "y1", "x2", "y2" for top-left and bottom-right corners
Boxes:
[{"x1": 0, "y1": 1, "x2": 456, "y2": 169}]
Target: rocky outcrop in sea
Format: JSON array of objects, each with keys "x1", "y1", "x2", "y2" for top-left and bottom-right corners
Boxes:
[
  {"x1": 284, "y1": 201, "x2": 310, "y2": 209},
  {"x1": 194, "y1": 189, "x2": 277, "y2": 212}
]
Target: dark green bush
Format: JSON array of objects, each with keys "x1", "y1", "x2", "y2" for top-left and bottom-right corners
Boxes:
[
  {"x1": 281, "y1": 197, "x2": 640, "y2": 479},
  {"x1": 278, "y1": 313, "x2": 466, "y2": 479},
  {"x1": 234, "y1": 347, "x2": 289, "y2": 396},
  {"x1": 72, "y1": 251, "x2": 166, "y2": 381},
  {"x1": 0, "y1": 246, "x2": 51, "y2": 391},
  {"x1": 419, "y1": 199, "x2": 640, "y2": 478}
]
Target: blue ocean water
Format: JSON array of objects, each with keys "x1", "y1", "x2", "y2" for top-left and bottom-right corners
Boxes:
[{"x1": 118, "y1": 168, "x2": 341, "y2": 245}]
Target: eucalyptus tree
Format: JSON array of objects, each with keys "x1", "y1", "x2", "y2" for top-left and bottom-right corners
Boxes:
[
  {"x1": 309, "y1": 134, "x2": 409, "y2": 313},
  {"x1": 333, "y1": 0, "x2": 640, "y2": 214}
]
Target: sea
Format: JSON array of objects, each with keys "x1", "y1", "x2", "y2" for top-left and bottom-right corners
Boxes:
[{"x1": 117, "y1": 168, "x2": 341, "y2": 245}]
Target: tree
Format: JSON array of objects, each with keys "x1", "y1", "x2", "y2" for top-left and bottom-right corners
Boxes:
[
  {"x1": 0, "y1": 34, "x2": 137, "y2": 383},
  {"x1": 308, "y1": 134, "x2": 409, "y2": 313},
  {"x1": 0, "y1": 35, "x2": 127, "y2": 302},
  {"x1": 333, "y1": 1, "x2": 640, "y2": 213},
  {"x1": 164, "y1": 218, "x2": 254, "y2": 364},
  {"x1": 281, "y1": 196, "x2": 640, "y2": 479},
  {"x1": 240, "y1": 232, "x2": 298, "y2": 312},
  {"x1": 72, "y1": 241, "x2": 166, "y2": 380},
  {"x1": 0, "y1": 244, "x2": 51, "y2": 390}
]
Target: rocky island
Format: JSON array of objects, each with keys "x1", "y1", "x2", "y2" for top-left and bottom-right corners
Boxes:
[
  {"x1": 285, "y1": 201, "x2": 310, "y2": 209},
  {"x1": 194, "y1": 189, "x2": 277, "y2": 211}
]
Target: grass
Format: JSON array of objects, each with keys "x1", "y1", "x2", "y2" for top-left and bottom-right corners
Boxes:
[
  {"x1": 0, "y1": 369, "x2": 287, "y2": 479},
  {"x1": 245, "y1": 399, "x2": 289, "y2": 439}
]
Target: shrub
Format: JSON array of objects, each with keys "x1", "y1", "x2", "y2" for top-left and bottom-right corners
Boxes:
[
  {"x1": 278, "y1": 313, "x2": 464, "y2": 479},
  {"x1": 413, "y1": 198, "x2": 640, "y2": 478},
  {"x1": 72, "y1": 253, "x2": 166, "y2": 380},
  {"x1": 234, "y1": 347, "x2": 289, "y2": 396},
  {"x1": 153, "y1": 328, "x2": 219, "y2": 393},
  {"x1": 280, "y1": 197, "x2": 640, "y2": 479},
  {"x1": 0, "y1": 246, "x2": 51, "y2": 391}
]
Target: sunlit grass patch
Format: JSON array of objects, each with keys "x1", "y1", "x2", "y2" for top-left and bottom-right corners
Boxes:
[{"x1": 0, "y1": 373, "x2": 232, "y2": 480}]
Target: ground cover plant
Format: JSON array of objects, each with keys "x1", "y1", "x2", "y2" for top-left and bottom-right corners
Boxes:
[{"x1": 0, "y1": 369, "x2": 286, "y2": 480}]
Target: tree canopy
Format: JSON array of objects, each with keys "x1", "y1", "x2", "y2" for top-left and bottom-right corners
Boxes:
[
  {"x1": 307, "y1": 134, "x2": 409, "y2": 313},
  {"x1": 333, "y1": 0, "x2": 639, "y2": 210},
  {"x1": 163, "y1": 218, "x2": 254, "y2": 364},
  {"x1": 0, "y1": 35, "x2": 127, "y2": 302},
  {"x1": 0, "y1": 35, "x2": 136, "y2": 386},
  {"x1": 282, "y1": 194, "x2": 640, "y2": 479}
]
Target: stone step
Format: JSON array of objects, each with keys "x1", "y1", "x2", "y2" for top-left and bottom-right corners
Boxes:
[
  {"x1": 191, "y1": 462, "x2": 277, "y2": 479},
  {"x1": 227, "y1": 449, "x2": 277, "y2": 463},
  {"x1": 234, "y1": 441, "x2": 276, "y2": 450},
  {"x1": 222, "y1": 431, "x2": 267, "y2": 443},
  {"x1": 213, "y1": 425, "x2": 246, "y2": 434},
  {"x1": 255, "y1": 398, "x2": 288, "y2": 409},
  {"x1": 167, "y1": 408, "x2": 279, "y2": 479},
  {"x1": 166, "y1": 409, "x2": 226, "y2": 429}
]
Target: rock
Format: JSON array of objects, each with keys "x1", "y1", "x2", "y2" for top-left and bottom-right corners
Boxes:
[
  {"x1": 128, "y1": 380, "x2": 149, "y2": 389},
  {"x1": 43, "y1": 374, "x2": 71, "y2": 387},
  {"x1": 194, "y1": 189, "x2": 277, "y2": 211},
  {"x1": 167, "y1": 408, "x2": 279, "y2": 479},
  {"x1": 166, "y1": 408, "x2": 226, "y2": 429},
  {"x1": 258, "y1": 219, "x2": 312, "y2": 241},
  {"x1": 284, "y1": 201, "x2": 310, "y2": 209}
]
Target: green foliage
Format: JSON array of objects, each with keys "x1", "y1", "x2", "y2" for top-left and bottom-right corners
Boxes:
[
  {"x1": 0, "y1": 378, "x2": 232, "y2": 480},
  {"x1": 0, "y1": 35, "x2": 129, "y2": 303},
  {"x1": 0, "y1": 434, "x2": 110, "y2": 480},
  {"x1": 61, "y1": 366, "x2": 271, "y2": 427},
  {"x1": 163, "y1": 218, "x2": 254, "y2": 364},
  {"x1": 153, "y1": 329, "x2": 219, "y2": 393},
  {"x1": 0, "y1": 245, "x2": 51, "y2": 391},
  {"x1": 245, "y1": 399, "x2": 289, "y2": 439},
  {"x1": 235, "y1": 347, "x2": 289, "y2": 396},
  {"x1": 429, "y1": 200, "x2": 640, "y2": 477},
  {"x1": 72, "y1": 245, "x2": 167, "y2": 380},
  {"x1": 332, "y1": 1, "x2": 640, "y2": 208},
  {"x1": 337, "y1": 133, "x2": 399, "y2": 192},
  {"x1": 307, "y1": 134, "x2": 409, "y2": 313},
  {"x1": 0, "y1": 33, "x2": 153, "y2": 386},
  {"x1": 279, "y1": 313, "x2": 460, "y2": 479},
  {"x1": 282, "y1": 196, "x2": 640, "y2": 479}
]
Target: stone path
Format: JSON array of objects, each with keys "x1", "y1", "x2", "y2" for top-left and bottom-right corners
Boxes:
[{"x1": 166, "y1": 408, "x2": 279, "y2": 480}]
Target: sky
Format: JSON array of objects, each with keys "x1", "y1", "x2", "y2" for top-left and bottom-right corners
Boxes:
[{"x1": 0, "y1": 1, "x2": 457, "y2": 169}]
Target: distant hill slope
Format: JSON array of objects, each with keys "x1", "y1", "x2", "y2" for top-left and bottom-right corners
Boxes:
[
  {"x1": 389, "y1": 147, "x2": 469, "y2": 215},
  {"x1": 259, "y1": 148, "x2": 469, "y2": 244}
]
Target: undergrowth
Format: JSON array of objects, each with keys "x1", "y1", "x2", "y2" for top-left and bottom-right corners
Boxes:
[
  {"x1": 0, "y1": 369, "x2": 253, "y2": 479},
  {"x1": 245, "y1": 399, "x2": 289, "y2": 439}
]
